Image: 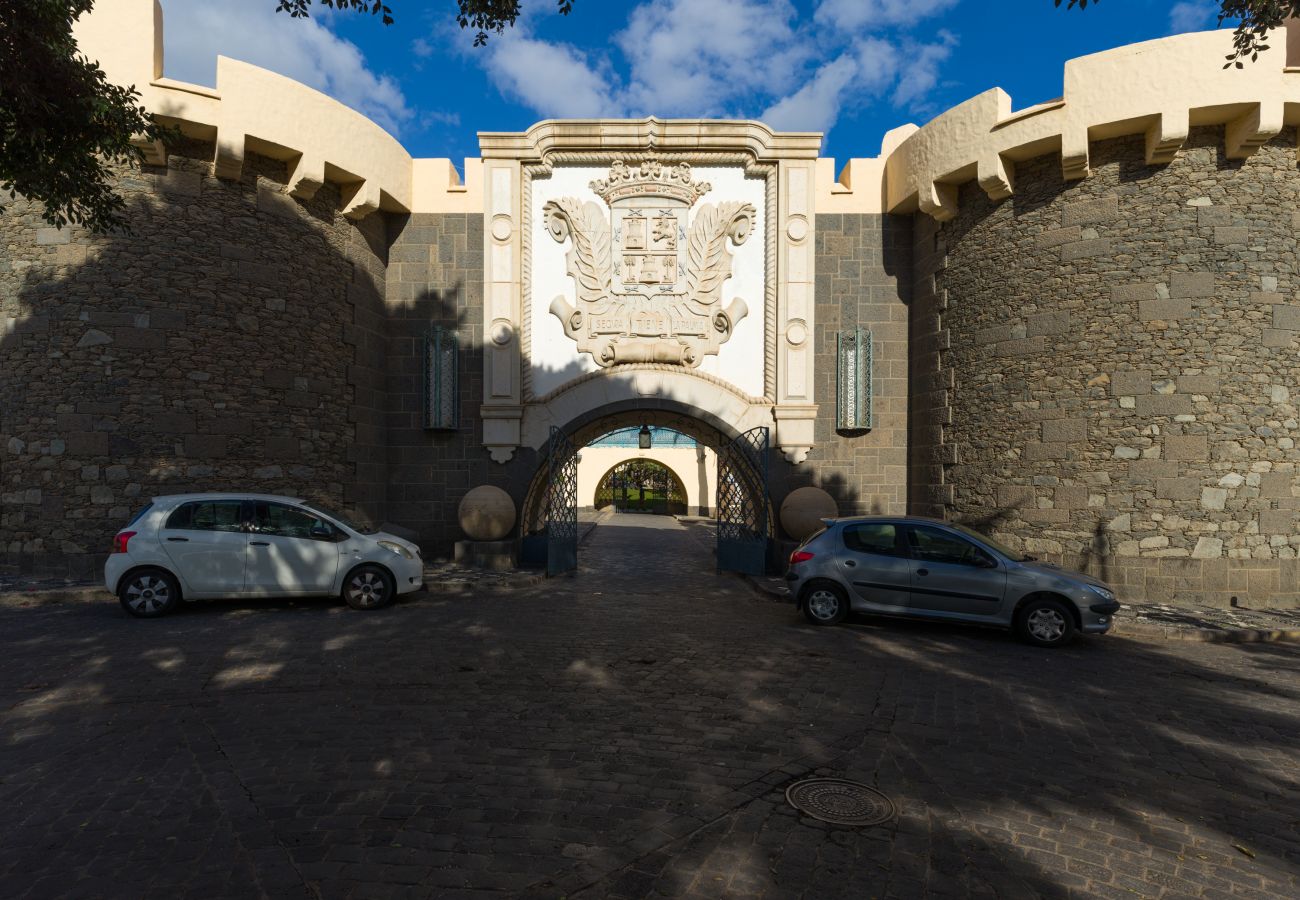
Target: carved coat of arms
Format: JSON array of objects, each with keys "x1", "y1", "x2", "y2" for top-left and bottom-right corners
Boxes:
[{"x1": 544, "y1": 160, "x2": 755, "y2": 368}]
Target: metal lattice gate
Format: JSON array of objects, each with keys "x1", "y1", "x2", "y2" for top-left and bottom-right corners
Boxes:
[
  {"x1": 716, "y1": 426, "x2": 770, "y2": 575},
  {"x1": 545, "y1": 426, "x2": 579, "y2": 576}
]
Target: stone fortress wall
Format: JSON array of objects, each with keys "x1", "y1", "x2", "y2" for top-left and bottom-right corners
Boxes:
[
  {"x1": 913, "y1": 128, "x2": 1300, "y2": 607},
  {"x1": 1, "y1": 142, "x2": 389, "y2": 577},
  {"x1": 5, "y1": 0, "x2": 1300, "y2": 607}
]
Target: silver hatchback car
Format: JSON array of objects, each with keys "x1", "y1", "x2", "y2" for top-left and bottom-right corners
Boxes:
[{"x1": 786, "y1": 516, "x2": 1119, "y2": 647}]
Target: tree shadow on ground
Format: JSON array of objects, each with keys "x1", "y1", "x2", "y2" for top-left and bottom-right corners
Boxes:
[{"x1": 1, "y1": 514, "x2": 1297, "y2": 899}]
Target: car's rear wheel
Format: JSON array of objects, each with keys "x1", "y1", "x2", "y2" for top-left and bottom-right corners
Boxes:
[
  {"x1": 1015, "y1": 597, "x2": 1077, "y2": 647},
  {"x1": 343, "y1": 564, "x2": 395, "y2": 611},
  {"x1": 802, "y1": 582, "x2": 849, "y2": 626},
  {"x1": 118, "y1": 568, "x2": 181, "y2": 618}
]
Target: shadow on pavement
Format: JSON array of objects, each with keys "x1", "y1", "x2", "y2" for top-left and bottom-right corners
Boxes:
[{"x1": 0, "y1": 515, "x2": 1296, "y2": 899}]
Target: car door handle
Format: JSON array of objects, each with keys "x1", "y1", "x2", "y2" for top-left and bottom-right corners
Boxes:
[
  {"x1": 916, "y1": 568, "x2": 929, "y2": 576},
  {"x1": 166, "y1": 537, "x2": 189, "y2": 542},
  {"x1": 843, "y1": 559, "x2": 856, "y2": 567},
  {"x1": 250, "y1": 541, "x2": 270, "y2": 547}
]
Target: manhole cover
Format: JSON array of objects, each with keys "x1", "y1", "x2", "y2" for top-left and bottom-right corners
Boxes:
[{"x1": 785, "y1": 778, "x2": 895, "y2": 826}]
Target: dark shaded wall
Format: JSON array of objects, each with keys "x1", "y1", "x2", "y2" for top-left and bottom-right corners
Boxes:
[
  {"x1": 0, "y1": 142, "x2": 388, "y2": 577},
  {"x1": 776, "y1": 213, "x2": 910, "y2": 526},
  {"x1": 382, "y1": 214, "x2": 535, "y2": 556},
  {"x1": 916, "y1": 127, "x2": 1300, "y2": 608}
]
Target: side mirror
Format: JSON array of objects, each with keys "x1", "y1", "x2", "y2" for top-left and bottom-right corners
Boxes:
[{"x1": 310, "y1": 524, "x2": 333, "y2": 540}]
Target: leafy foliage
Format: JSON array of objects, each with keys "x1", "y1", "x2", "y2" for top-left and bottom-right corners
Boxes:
[
  {"x1": 1217, "y1": 1, "x2": 1300, "y2": 66},
  {"x1": 1056, "y1": 0, "x2": 1300, "y2": 67},
  {"x1": 0, "y1": 0, "x2": 171, "y2": 232},
  {"x1": 276, "y1": 1, "x2": 577, "y2": 45},
  {"x1": 276, "y1": 1, "x2": 394, "y2": 26}
]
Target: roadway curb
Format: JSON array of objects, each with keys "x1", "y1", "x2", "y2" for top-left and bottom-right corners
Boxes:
[
  {"x1": 0, "y1": 587, "x2": 108, "y2": 606},
  {"x1": 742, "y1": 575, "x2": 1300, "y2": 644},
  {"x1": 1111, "y1": 620, "x2": 1300, "y2": 644}
]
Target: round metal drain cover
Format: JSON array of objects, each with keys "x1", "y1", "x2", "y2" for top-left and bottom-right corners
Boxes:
[{"x1": 786, "y1": 778, "x2": 895, "y2": 826}]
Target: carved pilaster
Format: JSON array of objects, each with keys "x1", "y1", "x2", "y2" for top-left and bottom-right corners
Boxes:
[
  {"x1": 482, "y1": 160, "x2": 523, "y2": 462},
  {"x1": 774, "y1": 160, "x2": 818, "y2": 464}
]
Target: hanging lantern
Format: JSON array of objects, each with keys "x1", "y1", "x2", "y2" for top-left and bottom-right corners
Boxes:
[{"x1": 638, "y1": 424, "x2": 652, "y2": 449}]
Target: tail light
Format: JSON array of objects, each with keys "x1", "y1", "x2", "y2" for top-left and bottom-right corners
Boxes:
[
  {"x1": 113, "y1": 531, "x2": 137, "y2": 554},
  {"x1": 790, "y1": 550, "x2": 815, "y2": 565}
]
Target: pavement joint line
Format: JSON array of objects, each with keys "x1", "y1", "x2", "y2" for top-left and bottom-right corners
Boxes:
[
  {"x1": 537, "y1": 719, "x2": 890, "y2": 898},
  {"x1": 195, "y1": 709, "x2": 322, "y2": 900}
]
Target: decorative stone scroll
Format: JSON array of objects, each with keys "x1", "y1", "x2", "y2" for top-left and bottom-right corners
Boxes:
[{"x1": 544, "y1": 160, "x2": 755, "y2": 368}]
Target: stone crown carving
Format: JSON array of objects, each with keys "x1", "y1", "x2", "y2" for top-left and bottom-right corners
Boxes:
[
  {"x1": 589, "y1": 160, "x2": 712, "y2": 206},
  {"x1": 544, "y1": 158, "x2": 755, "y2": 369}
]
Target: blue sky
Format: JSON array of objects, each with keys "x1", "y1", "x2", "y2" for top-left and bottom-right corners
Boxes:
[{"x1": 155, "y1": 0, "x2": 1228, "y2": 166}]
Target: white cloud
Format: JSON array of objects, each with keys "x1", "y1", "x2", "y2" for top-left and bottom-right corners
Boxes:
[
  {"x1": 158, "y1": 0, "x2": 412, "y2": 136},
  {"x1": 470, "y1": 0, "x2": 958, "y2": 139},
  {"x1": 1168, "y1": 1, "x2": 1218, "y2": 34},
  {"x1": 482, "y1": 36, "x2": 624, "y2": 117},
  {"x1": 892, "y1": 32, "x2": 957, "y2": 107},
  {"x1": 761, "y1": 55, "x2": 858, "y2": 132},
  {"x1": 815, "y1": 0, "x2": 960, "y2": 30},
  {"x1": 617, "y1": 0, "x2": 812, "y2": 115}
]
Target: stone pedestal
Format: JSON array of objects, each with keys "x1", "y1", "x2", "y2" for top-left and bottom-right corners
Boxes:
[{"x1": 454, "y1": 540, "x2": 519, "y2": 572}]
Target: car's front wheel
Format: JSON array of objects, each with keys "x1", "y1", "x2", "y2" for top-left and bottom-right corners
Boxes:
[
  {"x1": 1015, "y1": 596, "x2": 1077, "y2": 647},
  {"x1": 342, "y1": 564, "x2": 395, "y2": 611},
  {"x1": 802, "y1": 582, "x2": 849, "y2": 626},
  {"x1": 118, "y1": 568, "x2": 181, "y2": 618}
]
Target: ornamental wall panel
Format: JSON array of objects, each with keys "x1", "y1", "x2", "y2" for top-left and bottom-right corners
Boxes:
[{"x1": 477, "y1": 120, "x2": 823, "y2": 464}]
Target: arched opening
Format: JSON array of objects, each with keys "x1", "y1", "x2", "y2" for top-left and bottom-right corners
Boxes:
[
  {"x1": 517, "y1": 403, "x2": 774, "y2": 575},
  {"x1": 594, "y1": 458, "x2": 690, "y2": 516}
]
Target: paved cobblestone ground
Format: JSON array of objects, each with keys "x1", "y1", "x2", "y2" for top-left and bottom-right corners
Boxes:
[{"x1": 2, "y1": 514, "x2": 1298, "y2": 899}]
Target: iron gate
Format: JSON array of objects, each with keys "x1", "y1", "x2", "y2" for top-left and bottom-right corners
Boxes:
[
  {"x1": 716, "y1": 425, "x2": 769, "y2": 575},
  {"x1": 545, "y1": 426, "x2": 579, "y2": 576}
]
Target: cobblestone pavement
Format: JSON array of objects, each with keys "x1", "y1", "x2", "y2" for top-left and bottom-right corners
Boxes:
[{"x1": 1, "y1": 514, "x2": 1298, "y2": 899}]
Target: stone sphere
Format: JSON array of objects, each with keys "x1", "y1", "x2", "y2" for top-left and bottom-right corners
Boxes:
[
  {"x1": 780, "y1": 487, "x2": 839, "y2": 540},
  {"x1": 458, "y1": 486, "x2": 517, "y2": 541}
]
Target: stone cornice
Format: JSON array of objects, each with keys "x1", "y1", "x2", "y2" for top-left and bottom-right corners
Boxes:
[{"x1": 478, "y1": 118, "x2": 824, "y2": 163}]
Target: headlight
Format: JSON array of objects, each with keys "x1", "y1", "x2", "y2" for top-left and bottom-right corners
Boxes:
[
  {"x1": 377, "y1": 540, "x2": 413, "y2": 560},
  {"x1": 1085, "y1": 583, "x2": 1116, "y2": 602}
]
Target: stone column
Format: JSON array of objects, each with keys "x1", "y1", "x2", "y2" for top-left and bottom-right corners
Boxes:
[{"x1": 482, "y1": 160, "x2": 523, "y2": 462}]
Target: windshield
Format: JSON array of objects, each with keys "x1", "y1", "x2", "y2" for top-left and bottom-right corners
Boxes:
[
  {"x1": 301, "y1": 502, "x2": 378, "y2": 535},
  {"x1": 949, "y1": 523, "x2": 1033, "y2": 562}
]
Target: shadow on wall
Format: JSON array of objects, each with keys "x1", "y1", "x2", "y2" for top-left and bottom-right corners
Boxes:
[
  {"x1": 0, "y1": 150, "x2": 388, "y2": 578},
  {"x1": 0, "y1": 576, "x2": 1296, "y2": 897}
]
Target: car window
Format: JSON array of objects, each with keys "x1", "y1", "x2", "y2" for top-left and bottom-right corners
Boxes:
[
  {"x1": 165, "y1": 501, "x2": 245, "y2": 533},
  {"x1": 908, "y1": 525, "x2": 993, "y2": 567},
  {"x1": 797, "y1": 526, "x2": 827, "y2": 548},
  {"x1": 254, "y1": 502, "x2": 334, "y2": 540},
  {"x1": 842, "y1": 523, "x2": 903, "y2": 556},
  {"x1": 300, "y1": 501, "x2": 376, "y2": 535},
  {"x1": 125, "y1": 503, "x2": 153, "y2": 526}
]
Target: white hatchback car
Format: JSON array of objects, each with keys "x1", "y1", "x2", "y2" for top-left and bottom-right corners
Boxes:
[{"x1": 105, "y1": 493, "x2": 424, "y2": 617}]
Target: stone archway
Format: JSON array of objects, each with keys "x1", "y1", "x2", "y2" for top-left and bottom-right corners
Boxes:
[
  {"x1": 518, "y1": 403, "x2": 774, "y2": 541},
  {"x1": 593, "y1": 458, "x2": 690, "y2": 516}
]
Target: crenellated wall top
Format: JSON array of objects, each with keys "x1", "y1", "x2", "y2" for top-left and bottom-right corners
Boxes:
[
  {"x1": 878, "y1": 27, "x2": 1300, "y2": 221},
  {"x1": 75, "y1": 2, "x2": 1300, "y2": 223}
]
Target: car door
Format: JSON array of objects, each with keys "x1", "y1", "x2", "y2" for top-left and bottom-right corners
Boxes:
[
  {"x1": 838, "y1": 522, "x2": 911, "y2": 612},
  {"x1": 904, "y1": 524, "x2": 1007, "y2": 617},
  {"x1": 158, "y1": 500, "x2": 250, "y2": 596},
  {"x1": 245, "y1": 501, "x2": 341, "y2": 596}
]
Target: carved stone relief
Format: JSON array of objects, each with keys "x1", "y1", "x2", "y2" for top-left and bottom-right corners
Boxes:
[{"x1": 544, "y1": 160, "x2": 755, "y2": 368}]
